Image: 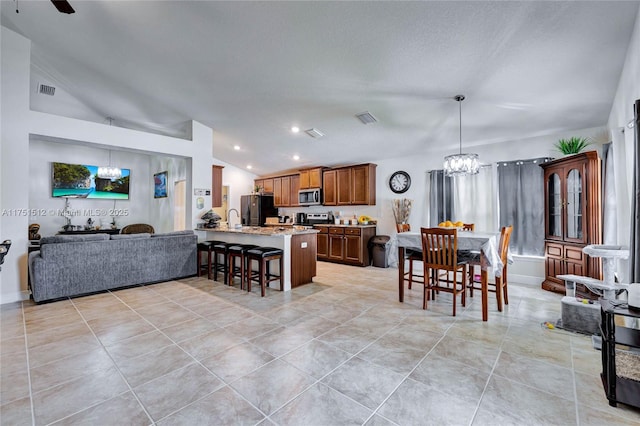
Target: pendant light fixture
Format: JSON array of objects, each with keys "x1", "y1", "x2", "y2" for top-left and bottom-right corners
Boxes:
[
  {"x1": 443, "y1": 95, "x2": 480, "y2": 176},
  {"x1": 97, "y1": 118, "x2": 122, "y2": 179}
]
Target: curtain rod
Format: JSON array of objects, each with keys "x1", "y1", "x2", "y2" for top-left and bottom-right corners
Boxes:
[{"x1": 496, "y1": 157, "x2": 553, "y2": 167}]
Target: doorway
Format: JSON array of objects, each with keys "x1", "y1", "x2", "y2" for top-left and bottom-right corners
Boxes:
[{"x1": 174, "y1": 180, "x2": 186, "y2": 230}]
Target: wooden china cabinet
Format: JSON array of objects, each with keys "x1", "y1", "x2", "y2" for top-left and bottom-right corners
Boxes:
[{"x1": 540, "y1": 151, "x2": 602, "y2": 298}]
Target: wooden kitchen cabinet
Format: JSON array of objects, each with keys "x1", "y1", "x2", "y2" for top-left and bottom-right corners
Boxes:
[
  {"x1": 337, "y1": 168, "x2": 352, "y2": 205},
  {"x1": 351, "y1": 164, "x2": 376, "y2": 205},
  {"x1": 257, "y1": 174, "x2": 295, "y2": 207},
  {"x1": 299, "y1": 167, "x2": 323, "y2": 189},
  {"x1": 344, "y1": 228, "x2": 363, "y2": 263},
  {"x1": 315, "y1": 225, "x2": 376, "y2": 267},
  {"x1": 290, "y1": 174, "x2": 300, "y2": 207},
  {"x1": 262, "y1": 178, "x2": 274, "y2": 193},
  {"x1": 273, "y1": 176, "x2": 291, "y2": 207},
  {"x1": 212, "y1": 165, "x2": 224, "y2": 208},
  {"x1": 328, "y1": 227, "x2": 345, "y2": 261},
  {"x1": 324, "y1": 163, "x2": 376, "y2": 206},
  {"x1": 540, "y1": 151, "x2": 601, "y2": 296},
  {"x1": 316, "y1": 226, "x2": 328, "y2": 259},
  {"x1": 323, "y1": 170, "x2": 337, "y2": 205}
]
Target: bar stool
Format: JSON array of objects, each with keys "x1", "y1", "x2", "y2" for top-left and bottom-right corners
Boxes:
[
  {"x1": 227, "y1": 244, "x2": 258, "y2": 289},
  {"x1": 197, "y1": 241, "x2": 220, "y2": 279},
  {"x1": 211, "y1": 241, "x2": 231, "y2": 284},
  {"x1": 245, "y1": 247, "x2": 284, "y2": 297}
]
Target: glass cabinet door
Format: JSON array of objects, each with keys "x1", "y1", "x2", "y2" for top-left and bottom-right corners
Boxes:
[
  {"x1": 565, "y1": 168, "x2": 583, "y2": 240},
  {"x1": 548, "y1": 173, "x2": 562, "y2": 238}
]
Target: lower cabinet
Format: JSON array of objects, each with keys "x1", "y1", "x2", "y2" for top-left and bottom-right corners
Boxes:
[
  {"x1": 314, "y1": 225, "x2": 376, "y2": 267},
  {"x1": 317, "y1": 227, "x2": 328, "y2": 260},
  {"x1": 545, "y1": 242, "x2": 592, "y2": 298}
]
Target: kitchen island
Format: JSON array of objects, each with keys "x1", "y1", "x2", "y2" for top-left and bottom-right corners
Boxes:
[{"x1": 196, "y1": 226, "x2": 318, "y2": 291}]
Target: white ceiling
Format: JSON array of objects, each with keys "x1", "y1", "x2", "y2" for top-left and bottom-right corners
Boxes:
[{"x1": 2, "y1": 1, "x2": 638, "y2": 175}]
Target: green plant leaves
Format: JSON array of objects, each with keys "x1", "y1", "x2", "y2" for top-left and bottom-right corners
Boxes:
[{"x1": 554, "y1": 137, "x2": 591, "y2": 154}]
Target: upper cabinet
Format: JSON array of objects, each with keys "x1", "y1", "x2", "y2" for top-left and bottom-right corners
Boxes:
[
  {"x1": 540, "y1": 151, "x2": 601, "y2": 295},
  {"x1": 299, "y1": 167, "x2": 323, "y2": 189},
  {"x1": 323, "y1": 170, "x2": 337, "y2": 205},
  {"x1": 255, "y1": 163, "x2": 376, "y2": 207},
  {"x1": 324, "y1": 163, "x2": 376, "y2": 206},
  {"x1": 290, "y1": 174, "x2": 300, "y2": 207},
  {"x1": 212, "y1": 165, "x2": 224, "y2": 208}
]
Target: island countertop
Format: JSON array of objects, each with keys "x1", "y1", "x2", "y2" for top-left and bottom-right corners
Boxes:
[
  {"x1": 195, "y1": 226, "x2": 318, "y2": 291},
  {"x1": 197, "y1": 225, "x2": 318, "y2": 236}
]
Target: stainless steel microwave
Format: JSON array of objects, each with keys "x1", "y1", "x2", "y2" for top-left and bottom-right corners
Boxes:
[{"x1": 298, "y1": 188, "x2": 322, "y2": 206}]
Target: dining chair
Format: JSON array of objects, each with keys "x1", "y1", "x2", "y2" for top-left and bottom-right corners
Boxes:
[
  {"x1": 397, "y1": 223, "x2": 423, "y2": 290},
  {"x1": 420, "y1": 227, "x2": 467, "y2": 316},
  {"x1": 467, "y1": 225, "x2": 513, "y2": 312},
  {"x1": 462, "y1": 223, "x2": 475, "y2": 231},
  {"x1": 121, "y1": 223, "x2": 155, "y2": 234}
]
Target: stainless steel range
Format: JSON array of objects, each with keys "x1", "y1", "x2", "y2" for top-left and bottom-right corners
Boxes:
[{"x1": 306, "y1": 213, "x2": 331, "y2": 225}]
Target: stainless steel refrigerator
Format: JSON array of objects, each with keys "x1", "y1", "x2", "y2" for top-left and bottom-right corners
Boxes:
[{"x1": 240, "y1": 194, "x2": 278, "y2": 226}]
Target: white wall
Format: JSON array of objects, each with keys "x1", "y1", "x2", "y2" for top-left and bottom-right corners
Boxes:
[
  {"x1": 607, "y1": 5, "x2": 640, "y2": 283},
  {"x1": 29, "y1": 140, "x2": 158, "y2": 236},
  {"x1": 1, "y1": 27, "x2": 255, "y2": 303},
  {"x1": 149, "y1": 155, "x2": 188, "y2": 233}
]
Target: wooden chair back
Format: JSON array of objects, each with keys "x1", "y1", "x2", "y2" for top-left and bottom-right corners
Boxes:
[
  {"x1": 498, "y1": 225, "x2": 513, "y2": 263},
  {"x1": 420, "y1": 227, "x2": 459, "y2": 273},
  {"x1": 121, "y1": 223, "x2": 155, "y2": 234},
  {"x1": 462, "y1": 223, "x2": 475, "y2": 231}
]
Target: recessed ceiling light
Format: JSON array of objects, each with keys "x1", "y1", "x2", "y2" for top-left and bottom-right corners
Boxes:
[
  {"x1": 246, "y1": 165, "x2": 252, "y2": 170},
  {"x1": 233, "y1": 145, "x2": 240, "y2": 150},
  {"x1": 291, "y1": 126, "x2": 300, "y2": 133},
  {"x1": 293, "y1": 155, "x2": 300, "y2": 160}
]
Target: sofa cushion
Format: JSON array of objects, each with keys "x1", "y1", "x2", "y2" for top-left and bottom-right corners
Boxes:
[
  {"x1": 40, "y1": 234, "x2": 109, "y2": 244},
  {"x1": 110, "y1": 233, "x2": 151, "y2": 240},
  {"x1": 151, "y1": 230, "x2": 194, "y2": 237}
]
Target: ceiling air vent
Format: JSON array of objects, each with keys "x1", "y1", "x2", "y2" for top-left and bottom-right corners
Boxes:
[
  {"x1": 38, "y1": 84, "x2": 56, "y2": 96},
  {"x1": 356, "y1": 111, "x2": 377, "y2": 124},
  {"x1": 305, "y1": 128, "x2": 324, "y2": 138}
]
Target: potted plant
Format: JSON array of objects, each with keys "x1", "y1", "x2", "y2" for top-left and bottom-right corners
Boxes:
[{"x1": 554, "y1": 137, "x2": 591, "y2": 155}]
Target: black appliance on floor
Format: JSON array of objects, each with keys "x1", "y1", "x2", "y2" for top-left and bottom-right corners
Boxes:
[{"x1": 240, "y1": 194, "x2": 278, "y2": 226}]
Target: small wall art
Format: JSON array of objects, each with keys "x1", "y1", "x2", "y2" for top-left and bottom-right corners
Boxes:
[{"x1": 154, "y1": 171, "x2": 168, "y2": 198}]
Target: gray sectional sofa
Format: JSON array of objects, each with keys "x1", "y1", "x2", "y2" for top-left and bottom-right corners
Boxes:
[{"x1": 28, "y1": 230, "x2": 197, "y2": 303}]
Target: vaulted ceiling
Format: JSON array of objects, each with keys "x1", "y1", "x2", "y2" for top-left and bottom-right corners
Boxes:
[{"x1": 2, "y1": 1, "x2": 638, "y2": 175}]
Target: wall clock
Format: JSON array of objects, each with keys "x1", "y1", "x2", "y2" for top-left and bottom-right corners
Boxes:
[{"x1": 389, "y1": 171, "x2": 411, "y2": 194}]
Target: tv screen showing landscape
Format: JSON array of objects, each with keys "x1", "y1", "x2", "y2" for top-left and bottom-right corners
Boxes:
[{"x1": 51, "y1": 162, "x2": 130, "y2": 200}]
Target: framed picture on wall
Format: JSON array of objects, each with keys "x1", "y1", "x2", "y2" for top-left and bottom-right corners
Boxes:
[{"x1": 154, "y1": 171, "x2": 168, "y2": 198}]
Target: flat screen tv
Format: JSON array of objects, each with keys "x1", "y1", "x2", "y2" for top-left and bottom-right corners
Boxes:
[{"x1": 51, "y1": 162, "x2": 130, "y2": 200}]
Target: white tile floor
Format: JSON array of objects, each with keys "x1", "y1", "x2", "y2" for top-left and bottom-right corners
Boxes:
[{"x1": 1, "y1": 262, "x2": 639, "y2": 425}]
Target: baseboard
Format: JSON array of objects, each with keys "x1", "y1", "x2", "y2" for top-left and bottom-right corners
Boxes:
[
  {"x1": 510, "y1": 273, "x2": 542, "y2": 286},
  {"x1": 0, "y1": 290, "x2": 30, "y2": 305}
]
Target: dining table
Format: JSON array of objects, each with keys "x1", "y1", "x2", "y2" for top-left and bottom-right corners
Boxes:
[{"x1": 396, "y1": 230, "x2": 503, "y2": 321}]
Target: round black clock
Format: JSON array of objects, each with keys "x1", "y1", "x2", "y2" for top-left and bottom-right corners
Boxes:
[{"x1": 389, "y1": 171, "x2": 411, "y2": 193}]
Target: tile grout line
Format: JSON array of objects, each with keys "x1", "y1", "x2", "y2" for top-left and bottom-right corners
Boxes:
[
  {"x1": 466, "y1": 312, "x2": 512, "y2": 425},
  {"x1": 55, "y1": 294, "x2": 157, "y2": 425},
  {"x1": 20, "y1": 300, "x2": 37, "y2": 426},
  {"x1": 115, "y1": 281, "x2": 275, "y2": 423}
]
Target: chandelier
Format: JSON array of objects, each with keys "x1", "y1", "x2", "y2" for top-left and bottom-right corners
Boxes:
[
  {"x1": 97, "y1": 148, "x2": 122, "y2": 179},
  {"x1": 443, "y1": 95, "x2": 480, "y2": 176},
  {"x1": 97, "y1": 166, "x2": 122, "y2": 179}
]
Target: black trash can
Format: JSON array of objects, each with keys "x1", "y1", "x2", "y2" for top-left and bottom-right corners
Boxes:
[{"x1": 369, "y1": 235, "x2": 391, "y2": 268}]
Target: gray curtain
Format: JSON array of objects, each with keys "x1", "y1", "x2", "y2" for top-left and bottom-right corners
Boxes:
[
  {"x1": 428, "y1": 170, "x2": 453, "y2": 227},
  {"x1": 497, "y1": 158, "x2": 551, "y2": 256},
  {"x1": 631, "y1": 99, "x2": 640, "y2": 282}
]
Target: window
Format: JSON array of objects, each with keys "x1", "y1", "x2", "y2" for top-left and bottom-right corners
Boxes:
[{"x1": 497, "y1": 158, "x2": 551, "y2": 256}]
